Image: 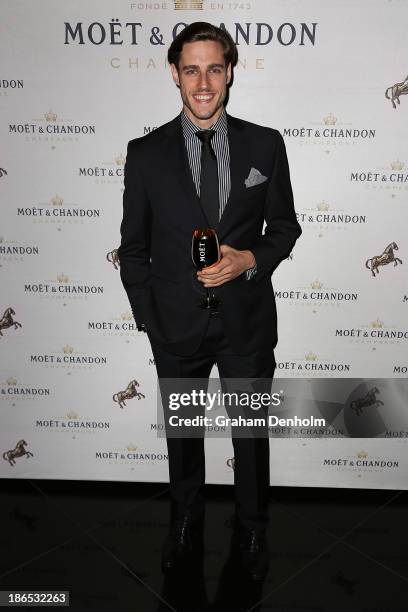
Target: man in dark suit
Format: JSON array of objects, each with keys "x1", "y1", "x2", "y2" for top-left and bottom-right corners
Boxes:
[{"x1": 118, "y1": 22, "x2": 302, "y2": 580}]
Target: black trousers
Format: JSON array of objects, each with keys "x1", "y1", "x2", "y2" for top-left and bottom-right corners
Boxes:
[{"x1": 149, "y1": 312, "x2": 276, "y2": 532}]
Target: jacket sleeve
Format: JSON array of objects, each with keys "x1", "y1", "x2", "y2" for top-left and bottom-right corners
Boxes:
[
  {"x1": 250, "y1": 129, "x2": 302, "y2": 283},
  {"x1": 117, "y1": 139, "x2": 152, "y2": 326}
]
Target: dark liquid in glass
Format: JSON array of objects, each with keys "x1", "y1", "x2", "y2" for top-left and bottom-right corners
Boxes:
[
  {"x1": 191, "y1": 228, "x2": 222, "y2": 310},
  {"x1": 192, "y1": 229, "x2": 219, "y2": 270}
]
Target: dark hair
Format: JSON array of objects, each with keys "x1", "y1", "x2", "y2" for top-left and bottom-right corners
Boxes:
[{"x1": 167, "y1": 22, "x2": 238, "y2": 70}]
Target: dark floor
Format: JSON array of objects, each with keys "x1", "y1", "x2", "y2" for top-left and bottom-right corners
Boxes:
[{"x1": 0, "y1": 479, "x2": 407, "y2": 611}]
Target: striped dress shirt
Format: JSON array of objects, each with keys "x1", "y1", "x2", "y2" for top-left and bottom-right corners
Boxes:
[{"x1": 180, "y1": 109, "x2": 257, "y2": 279}]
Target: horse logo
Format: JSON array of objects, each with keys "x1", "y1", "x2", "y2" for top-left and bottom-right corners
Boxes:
[
  {"x1": 0, "y1": 307, "x2": 22, "y2": 337},
  {"x1": 3, "y1": 440, "x2": 34, "y2": 466},
  {"x1": 365, "y1": 242, "x2": 402, "y2": 277},
  {"x1": 226, "y1": 457, "x2": 235, "y2": 471},
  {"x1": 385, "y1": 75, "x2": 408, "y2": 109},
  {"x1": 106, "y1": 248, "x2": 120, "y2": 270},
  {"x1": 113, "y1": 379, "x2": 145, "y2": 409},
  {"x1": 350, "y1": 387, "x2": 384, "y2": 416}
]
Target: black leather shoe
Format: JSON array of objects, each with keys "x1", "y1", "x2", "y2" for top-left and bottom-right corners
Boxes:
[
  {"x1": 235, "y1": 528, "x2": 269, "y2": 581},
  {"x1": 161, "y1": 515, "x2": 203, "y2": 573}
]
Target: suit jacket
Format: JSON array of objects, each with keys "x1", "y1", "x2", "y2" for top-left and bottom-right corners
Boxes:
[{"x1": 117, "y1": 111, "x2": 302, "y2": 356}]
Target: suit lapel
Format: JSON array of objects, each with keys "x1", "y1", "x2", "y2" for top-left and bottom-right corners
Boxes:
[
  {"x1": 217, "y1": 113, "x2": 248, "y2": 240},
  {"x1": 164, "y1": 114, "x2": 211, "y2": 228}
]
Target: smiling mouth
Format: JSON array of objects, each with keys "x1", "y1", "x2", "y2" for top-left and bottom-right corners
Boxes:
[{"x1": 192, "y1": 93, "x2": 215, "y2": 104}]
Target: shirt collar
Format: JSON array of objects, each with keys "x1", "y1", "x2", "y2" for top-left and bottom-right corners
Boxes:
[{"x1": 181, "y1": 107, "x2": 228, "y2": 140}]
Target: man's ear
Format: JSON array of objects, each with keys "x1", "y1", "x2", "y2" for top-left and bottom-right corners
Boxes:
[
  {"x1": 170, "y1": 63, "x2": 180, "y2": 88},
  {"x1": 226, "y1": 62, "x2": 232, "y2": 85}
]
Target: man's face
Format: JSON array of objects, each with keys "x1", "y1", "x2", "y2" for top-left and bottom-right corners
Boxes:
[{"x1": 170, "y1": 39, "x2": 231, "y2": 125}]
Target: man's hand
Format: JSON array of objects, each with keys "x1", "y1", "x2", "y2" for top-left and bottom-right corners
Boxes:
[{"x1": 197, "y1": 244, "x2": 256, "y2": 287}]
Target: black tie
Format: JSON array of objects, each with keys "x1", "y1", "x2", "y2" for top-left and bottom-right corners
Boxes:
[{"x1": 195, "y1": 129, "x2": 219, "y2": 228}]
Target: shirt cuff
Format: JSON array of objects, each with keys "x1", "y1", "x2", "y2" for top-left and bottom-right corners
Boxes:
[{"x1": 245, "y1": 264, "x2": 257, "y2": 280}]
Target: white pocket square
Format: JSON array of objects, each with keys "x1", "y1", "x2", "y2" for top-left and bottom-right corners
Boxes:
[{"x1": 244, "y1": 167, "x2": 268, "y2": 188}]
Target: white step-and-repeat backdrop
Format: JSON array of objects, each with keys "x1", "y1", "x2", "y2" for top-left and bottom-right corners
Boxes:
[{"x1": 1, "y1": 0, "x2": 407, "y2": 489}]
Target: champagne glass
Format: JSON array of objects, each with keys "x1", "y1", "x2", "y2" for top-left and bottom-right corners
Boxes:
[{"x1": 191, "y1": 228, "x2": 222, "y2": 309}]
